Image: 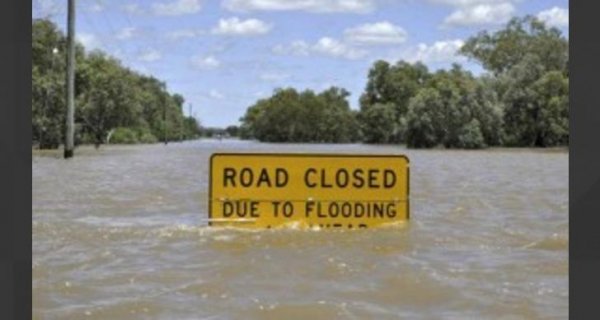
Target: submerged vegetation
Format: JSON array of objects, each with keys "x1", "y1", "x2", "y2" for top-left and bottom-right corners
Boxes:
[
  {"x1": 240, "y1": 16, "x2": 569, "y2": 148},
  {"x1": 239, "y1": 87, "x2": 360, "y2": 143},
  {"x1": 32, "y1": 19, "x2": 201, "y2": 149}
]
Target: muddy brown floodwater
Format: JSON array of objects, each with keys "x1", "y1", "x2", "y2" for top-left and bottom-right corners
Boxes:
[{"x1": 32, "y1": 140, "x2": 568, "y2": 319}]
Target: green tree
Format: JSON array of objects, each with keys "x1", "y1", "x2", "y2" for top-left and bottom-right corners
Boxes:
[
  {"x1": 461, "y1": 16, "x2": 568, "y2": 146},
  {"x1": 239, "y1": 87, "x2": 360, "y2": 143},
  {"x1": 460, "y1": 16, "x2": 568, "y2": 76},
  {"x1": 225, "y1": 125, "x2": 240, "y2": 137},
  {"x1": 251, "y1": 88, "x2": 304, "y2": 142},
  {"x1": 32, "y1": 19, "x2": 66, "y2": 148},
  {"x1": 531, "y1": 70, "x2": 569, "y2": 146},
  {"x1": 456, "y1": 119, "x2": 485, "y2": 149},
  {"x1": 76, "y1": 51, "x2": 140, "y2": 147},
  {"x1": 32, "y1": 63, "x2": 65, "y2": 148},
  {"x1": 315, "y1": 87, "x2": 359, "y2": 143},
  {"x1": 471, "y1": 76, "x2": 504, "y2": 146},
  {"x1": 405, "y1": 65, "x2": 502, "y2": 149},
  {"x1": 32, "y1": 18, "x2": 198, "y2": 148},
  {"x1": 183, "y1": 117, "x2": 202, "y2": 139},
  {"x1": 360, "y1": 60, "x2": 430, "y2": 142},
  {"x1": 405, "y1": 88, "x2": 444, "y2": 148},
  {"x1": 358, "y1": 103, "x2": 397, "y2": 144}
]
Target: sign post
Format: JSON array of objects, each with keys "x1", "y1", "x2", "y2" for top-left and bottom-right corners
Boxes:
[{"x1": 209, "y1": 153, "x2": 409, "y2": 229}]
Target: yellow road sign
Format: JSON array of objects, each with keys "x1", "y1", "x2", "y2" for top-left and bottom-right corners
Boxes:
[{"x1": 209, "y1": 153, "x2": 409, "y2": 229}]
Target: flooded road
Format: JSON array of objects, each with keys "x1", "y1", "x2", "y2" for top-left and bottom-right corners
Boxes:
[{"x1": 32, "y1": 140, "x2": 568, "y2": 319}]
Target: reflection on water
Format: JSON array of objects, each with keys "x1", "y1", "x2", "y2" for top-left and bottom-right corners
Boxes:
[{"x1": 33, "y1": 140, "x2": 568, "y2": 319}]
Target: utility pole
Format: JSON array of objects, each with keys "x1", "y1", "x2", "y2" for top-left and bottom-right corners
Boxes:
[{"x1": 64, "y1": 0, "x2": 76, "y2": 158}]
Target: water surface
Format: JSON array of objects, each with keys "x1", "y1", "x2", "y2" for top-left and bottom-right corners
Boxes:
[{"x1": 32, "y1": 140, "x2": 568, "y2": 319}]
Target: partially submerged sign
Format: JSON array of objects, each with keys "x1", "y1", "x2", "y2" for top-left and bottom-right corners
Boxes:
[{"x1": 209, "y1": 153, "x2": 409, "y2": 229}]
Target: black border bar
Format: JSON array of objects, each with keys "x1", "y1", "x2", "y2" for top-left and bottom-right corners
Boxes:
[{"x1": 208, "y1": 153, "x2": 410, "y2": 226}]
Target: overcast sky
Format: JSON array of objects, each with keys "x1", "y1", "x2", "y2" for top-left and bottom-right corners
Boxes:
[{"x1": 33, "y1": 0, "x2": 569, "y2": 127}]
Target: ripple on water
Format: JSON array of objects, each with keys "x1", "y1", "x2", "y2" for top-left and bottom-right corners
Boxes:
[{"x1": 33, "y1": 141, "x2": 568, "y2": 319}]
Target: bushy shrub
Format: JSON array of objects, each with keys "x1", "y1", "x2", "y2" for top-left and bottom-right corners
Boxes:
[
  {"x1": 135, "y1": 126, "x2": 158, "y2": 144},
  {"x1": 359, "y1": 103, "x2": 399, "y2": 144},
  {"x1": 456, "y1": 119, "x2": 486, "y2": 149},
  {"x1": 110, "y1": 127, "x2": 139, "y2": 144},
  {"x1": 240, "y1": 87, "x2": 360, "y2": 143},
  {"x1": 405, "y1": 88, "x2": 444, "y2": 148}
]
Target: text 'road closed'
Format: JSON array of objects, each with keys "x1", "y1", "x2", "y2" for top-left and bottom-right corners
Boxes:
[{"x1": 209, "y1": 153, "x2": 409, "y2": 229}]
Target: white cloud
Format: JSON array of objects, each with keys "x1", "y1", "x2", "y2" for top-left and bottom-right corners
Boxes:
[
  {"x1": 191, "y1": 55, "x2": 221, "y2": 69},
  {"x1": 537, "y1": 7, "x2": 568, "y2": 28},
  {"x1": 444, "y1": 2, "x2": 515, "y2": 27},
  {"x1": 222, "y1": 0, "x2": 376, "y2": 13},
  {"x1": 138, "y1": 49, "x2": 162, "y2": 62},
  {"x1": 152, "y1": 0, "x2": 202, "y2": 16},
  {"x1": 116, "y1": 27, "x2": 138, "y2": 40},
  {"x1": 208, "y1": 89, "x2": 225, "y2": 99},
  {"x1": 430, "y1": 0, "x2": 516, "y2": 27},
  {"x1": 76, "y1": 33, "x2": 101, "y2": 50},
  {"x1": 396, "y1": 39, "x2": 466, "y2": 65},
  {"x1": 344, "y1": 21, "x2": 408, "y2": 45},
  {"x1": 313, "y1": 37, "x2": 368, "y2": 59},
  {"x1": 274, "y1": 37, "x2": 367, "y2": 60},
  {"x1": 211, "y1": 17, "x2": 272, "y2": 35}
]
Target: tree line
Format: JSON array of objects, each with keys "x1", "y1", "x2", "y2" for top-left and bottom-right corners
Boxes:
[
  {"x1": 32, "y1": 19, "x2": 201, "y2": 149},
  {"x1": 239, "y1": 16, "x2": 569, "y2": 148}
]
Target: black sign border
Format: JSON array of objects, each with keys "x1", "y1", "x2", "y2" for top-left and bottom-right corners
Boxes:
[{"x1": 208, "y1": 153, "x2": 410, "y2": 227}]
